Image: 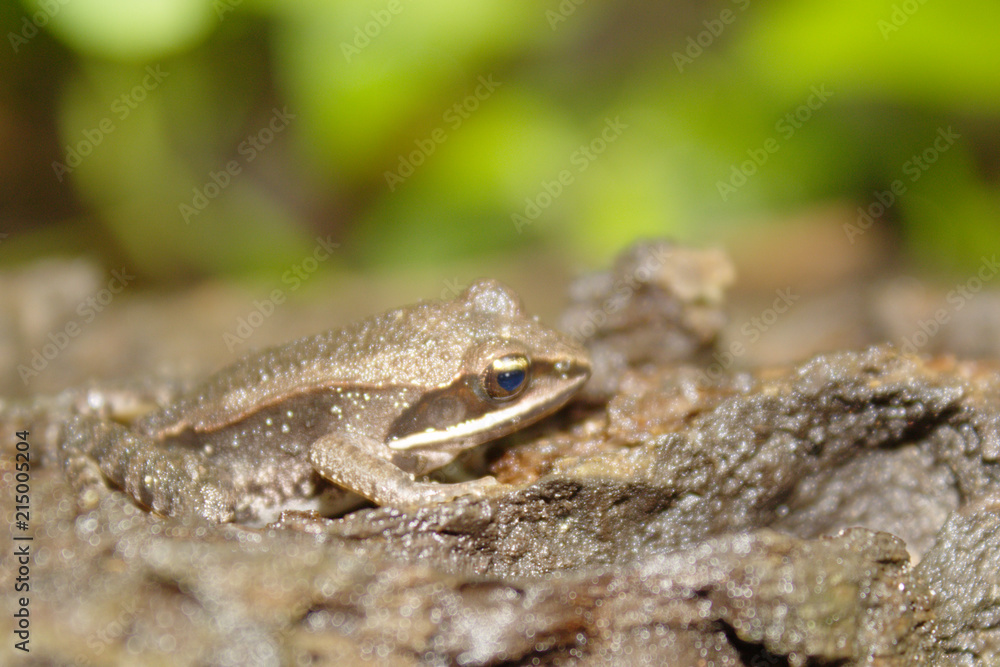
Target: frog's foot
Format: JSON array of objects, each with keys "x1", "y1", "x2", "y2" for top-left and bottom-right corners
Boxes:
[
  {"x1": 60, "y1": 415, "x2": 238, "y2": 522},
  {"x1": 309, "y1": 437, "x2": 504, "y2": 508},
  {"x1": 386, "y1": 476, "x2": 503, "y2": 507},
  {"x1": 60, "y1": 437, "x2": 112, "y2": 511}
]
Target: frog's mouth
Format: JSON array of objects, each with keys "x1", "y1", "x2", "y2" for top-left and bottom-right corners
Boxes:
[{"x1": 387, "y1": 360, "x2": 589, "y2": 453}]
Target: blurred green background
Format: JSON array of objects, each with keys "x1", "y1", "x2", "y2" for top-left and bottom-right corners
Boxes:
[{"x1": 1, "y1": 0, "x2": 998, "y2": 284}]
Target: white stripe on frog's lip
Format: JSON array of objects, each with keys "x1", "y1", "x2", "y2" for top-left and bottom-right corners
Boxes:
[{"x1": 387, "y1": 375, "x2": 586, "y2": 451}]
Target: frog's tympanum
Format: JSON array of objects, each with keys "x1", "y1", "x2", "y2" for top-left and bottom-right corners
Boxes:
[{"x1": 61, "y1": 280, "x2": 590, "y2": 523}]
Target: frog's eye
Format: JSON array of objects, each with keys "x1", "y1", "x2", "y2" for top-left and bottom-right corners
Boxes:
[{"x1": 483, "y1": 354, "x2": 530, "y2": 401}]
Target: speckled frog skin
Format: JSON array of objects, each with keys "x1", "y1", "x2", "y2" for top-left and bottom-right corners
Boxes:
[{"x1": 60, "y1": 280, "x2": 590, "y2": 523}]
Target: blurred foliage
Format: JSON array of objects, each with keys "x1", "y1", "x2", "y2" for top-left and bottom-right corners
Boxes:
[{"x1": 1, "y1": 0, "x2": 998, "y2": 282}]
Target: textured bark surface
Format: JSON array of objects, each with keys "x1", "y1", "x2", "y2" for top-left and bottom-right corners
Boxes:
[{"x1": 3, "y1": 245, "x2": 1000, "y2": 665}]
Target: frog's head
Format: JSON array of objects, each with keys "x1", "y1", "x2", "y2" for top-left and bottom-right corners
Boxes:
[{"x1": 386, "y1": 279, "x2": 590, "y2": 472}]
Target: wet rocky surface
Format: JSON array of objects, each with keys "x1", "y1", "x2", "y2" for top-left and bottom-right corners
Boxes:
[{"x1": 3, "y1": 242, "x2": 1000, "y2": 665}]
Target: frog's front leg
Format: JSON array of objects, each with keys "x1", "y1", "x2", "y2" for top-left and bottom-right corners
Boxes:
[
  {"x1": 308, "y1": 434, "x2": 499, "y2": 507},
  {"x1": 61, "y1": 416, "x2": 239, "y2": 522}
]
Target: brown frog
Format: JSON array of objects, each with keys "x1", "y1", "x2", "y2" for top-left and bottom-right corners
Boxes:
[{"x1": 61, "y1": 280, "x2": 590, "y2": 523}]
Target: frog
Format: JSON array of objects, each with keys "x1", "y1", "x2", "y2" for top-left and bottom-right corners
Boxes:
[{"x1": 59, "y1": 279, "x2": 591, "y2": 524}]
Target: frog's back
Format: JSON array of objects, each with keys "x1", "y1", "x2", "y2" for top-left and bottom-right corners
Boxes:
[{"x1": 139, "y1": 282, "x2": 525, "y2": 435}]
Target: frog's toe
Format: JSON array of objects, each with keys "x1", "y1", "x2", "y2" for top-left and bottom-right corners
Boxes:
[{"x1": 440, "y1": 476, "x2": 505, "y2": 500}]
